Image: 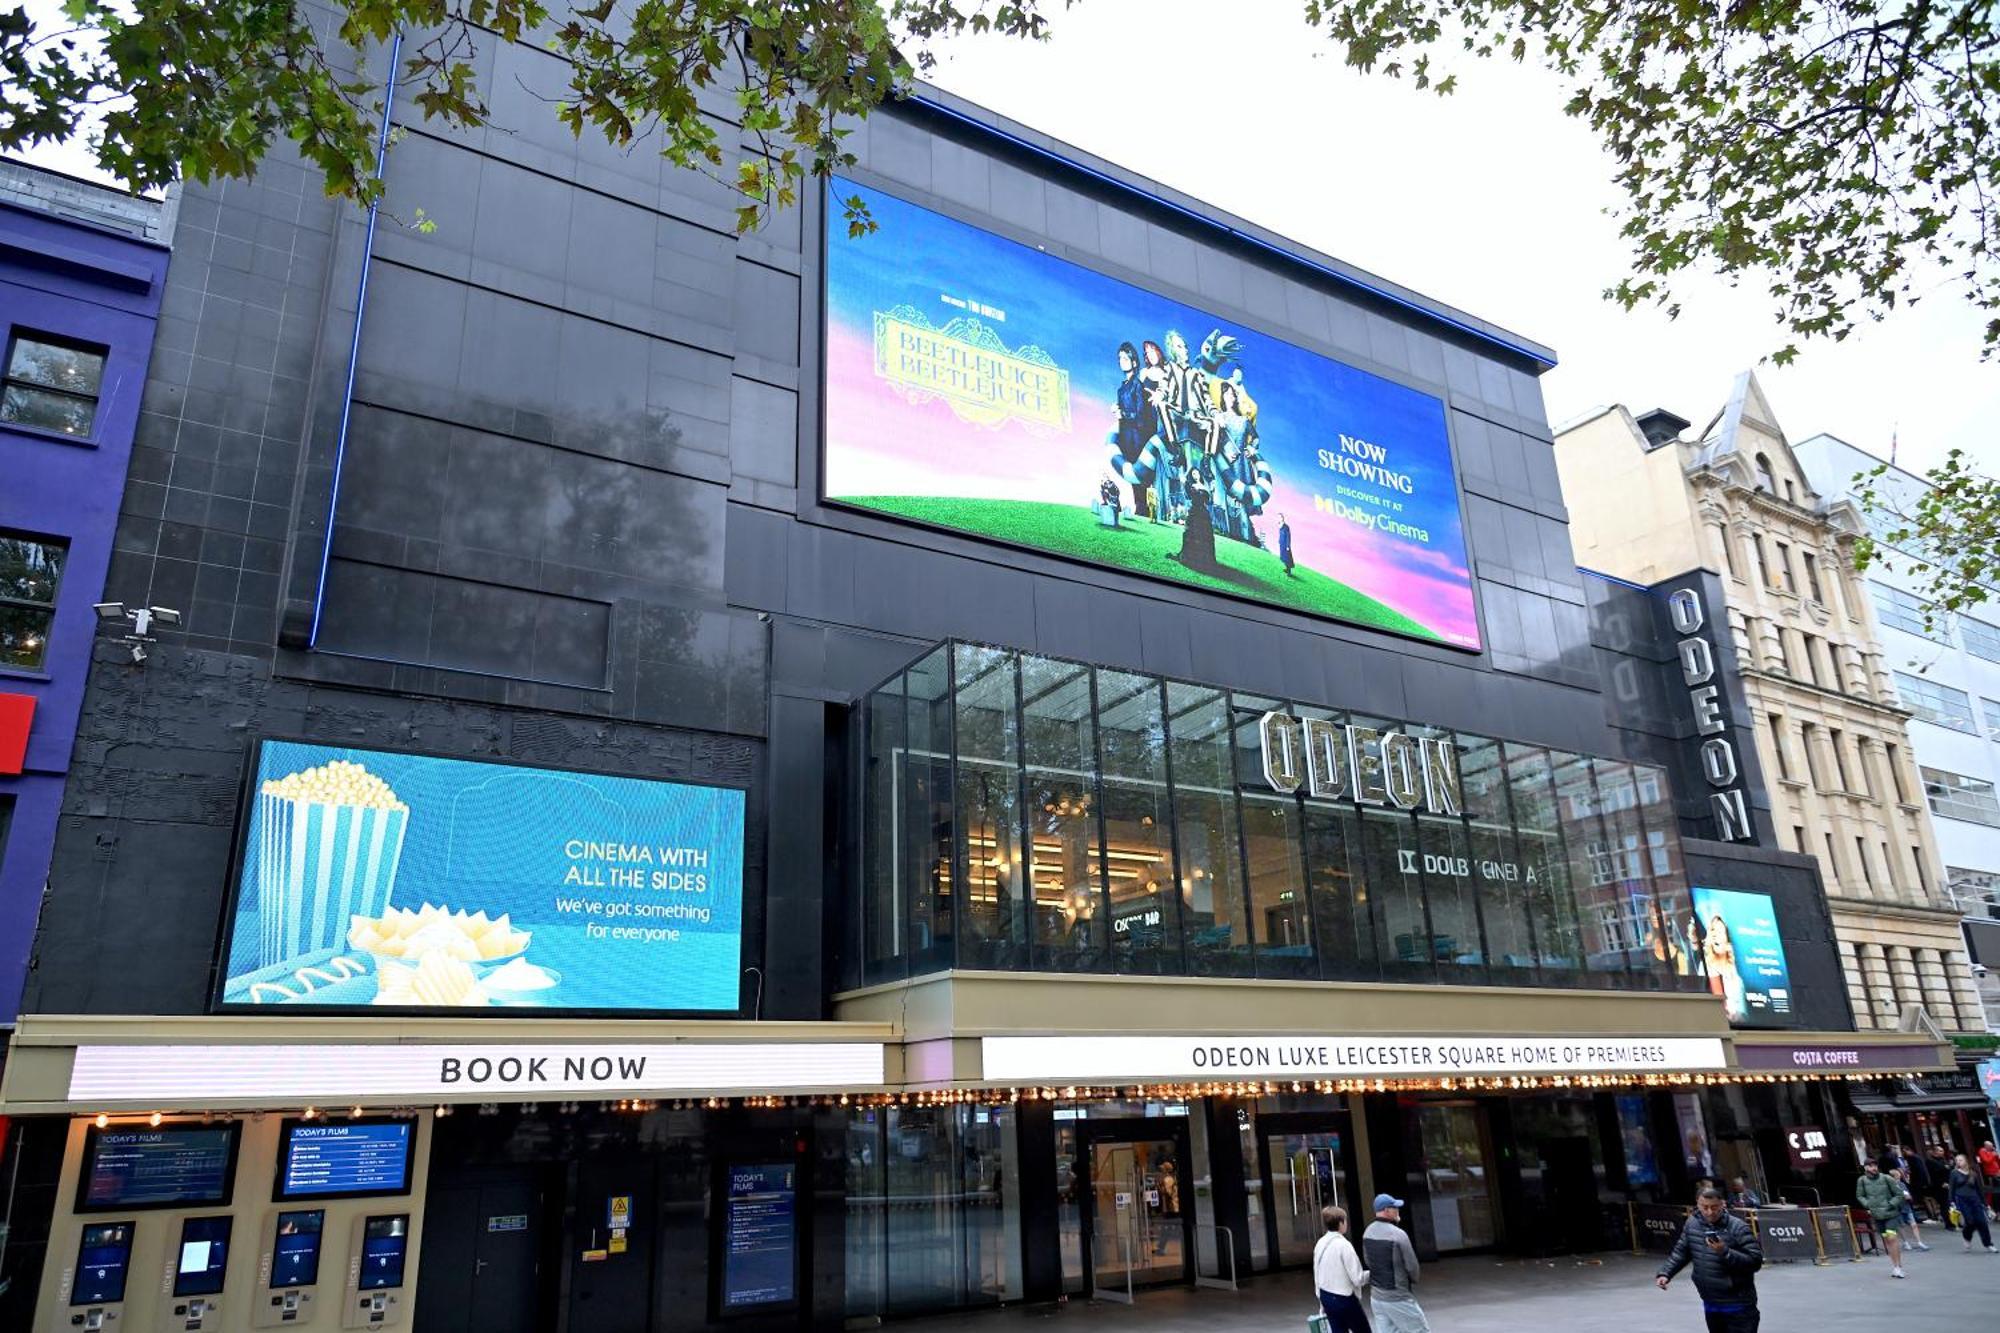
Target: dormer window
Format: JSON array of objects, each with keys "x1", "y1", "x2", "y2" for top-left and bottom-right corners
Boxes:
[{"x1": 1754, "y1": 452, "x2": 1776, "y2": 492}]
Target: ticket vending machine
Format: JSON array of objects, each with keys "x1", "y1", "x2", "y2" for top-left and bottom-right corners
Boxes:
[
  {"x1": 68, "y1": 1220, "x2": 137, "y2": 1330},
  {"x1": 252, "y1": 1209, "x2": 326, "y2": 1328},
  {"x1": 158, "y1": 1215, "x2": 232, "y2": 1332},
  {"x1": 340, "y1": 1214, "x2": 410, "y2": 1329}
]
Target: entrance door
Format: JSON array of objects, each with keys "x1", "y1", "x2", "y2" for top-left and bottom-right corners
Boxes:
[
  {"x1": 1415, "y1": 1102, "x2": 1498, "y2": 1251},
  {"x1": 415, "y1": 1172, "x2": 543, "y2": 1333},
  {"x1": 1266, "y1": 1133, "x2": 1347, "y2": 1266},
  {"x1": 1078, "y1": 1125, "x2": 1191, "y2": 1293}
]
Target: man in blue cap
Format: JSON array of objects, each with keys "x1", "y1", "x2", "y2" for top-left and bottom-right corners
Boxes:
[{"x1": 1362, "y1": 1193, "x2": 1429, "y2": 1332}]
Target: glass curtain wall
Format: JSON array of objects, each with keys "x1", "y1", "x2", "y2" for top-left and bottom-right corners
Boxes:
[
  {"x1": 856, "y1": 641, "x2": 1700, "y2": 994},
  {"x1": 845, "y1": 1104, "x2": 1023, "y2": 1317}
]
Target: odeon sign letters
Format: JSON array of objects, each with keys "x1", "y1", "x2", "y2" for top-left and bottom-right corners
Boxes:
[
  {"x1": 1666, "y1": 583, "x2": 1754, "y2": 842},
  {"x1": 1257, "y1": 711, "x2": 1461, "y2": 815}
]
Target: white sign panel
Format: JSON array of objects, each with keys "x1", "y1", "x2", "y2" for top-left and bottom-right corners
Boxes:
[
  {"x1": 68, "y1": 1042, "x2": 886, "y2": 1103},
  {"x1": 980, "y1": 1035, "x2": 1728, "y2": 1082}
]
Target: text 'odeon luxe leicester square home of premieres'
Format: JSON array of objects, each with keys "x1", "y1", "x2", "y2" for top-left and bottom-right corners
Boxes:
[{"x1": 0, "y1": 28, "x2": 1957, "y2": 1333}]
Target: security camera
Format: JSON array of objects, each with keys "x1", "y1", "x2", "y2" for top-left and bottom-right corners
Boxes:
[{"x1": 1974, "y1": 963, "x2": 1990, "y2": 980}]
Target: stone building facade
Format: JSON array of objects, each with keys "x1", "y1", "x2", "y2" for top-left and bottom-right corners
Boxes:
[{"x1": 1556, "y1": 373, "x2": 1983, "y2": 1032}]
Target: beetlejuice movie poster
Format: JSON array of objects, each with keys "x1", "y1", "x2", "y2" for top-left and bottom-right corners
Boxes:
[{"x1": 822, "y1": 177, "x2": 1481, "y2": 650}]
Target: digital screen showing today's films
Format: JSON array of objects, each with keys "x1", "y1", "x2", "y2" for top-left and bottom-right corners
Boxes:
[
  {"x1": 219, "y1": 741, "x2": 745, "y2": 1011},
  {"x1": 823, "y1": 177, "x2": 1480, "y2": 650}
]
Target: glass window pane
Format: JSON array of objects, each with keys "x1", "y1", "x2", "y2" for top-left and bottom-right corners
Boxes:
[
  {"x1": 1355, "y1": 808, "x2": 1432, "y2": 979},
  {"x1": 8, "y1": 335, "x2": 106, "y2": 394},
  {"x1": 1591, "y1": 760, "x2": 1653, "y2": 977},
  {"x1": 907, "y1": 649, "x2": 955, "y2": 969},
  {"x1": 1096, "y1": 670, "x2": 1179, "y2": 974},
  {"x1": 1460, "y1": 735, "x2": 1535, "y2": 972},
  {"x1": 1021, "y1": 657, "x2": 1105, "y2": 971},
  {"x1": 0, "y1": 603, "x2": 54, "y2": 671},
  {"x1": 1504, "y1": 744, "x2": 1583, "y2": 972},
  {"x1": 1242, "y1": 793, "x2": 1314, "y2": 978},
  {"x1": 1304, "y1": 802, "x2": 1377, "y2": 980},
  {"x1": 1418, "y1": 812, "x2": 1484, "y2": 971},
  {"x1": 1633, "y1": 765, "x2": 1699, "y2": 987},
  {"x1": 1166, "y1": 683, "x2": 1251, "y2": 976},
  {"x1": 1553, "y1": 751, "x2": 1625, "y2": 979},
  {"x1": 863, "y1": 675, "x2": 909, "y2": 983},
  {"x1": 955, "y1": 645, "x2": 1026, "y2": 969},
  {"x1": 845, "y1": 1109, "x2": 886, "y2": 1316},
  {"x1": 1, "y1": 383, "x2": 96, "y2": 436},
  {"x1": 0, "y1": 536, "x2": 64, "y2": 605}
]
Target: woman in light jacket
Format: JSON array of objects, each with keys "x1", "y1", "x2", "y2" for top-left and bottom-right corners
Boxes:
[{"x1": 1313, "y1": 1204, "x2": 1371, "y2": 1332}]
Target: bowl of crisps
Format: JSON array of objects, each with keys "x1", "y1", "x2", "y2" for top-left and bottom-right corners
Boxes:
[{"x1": 347, "y1": 903, "x2": 532, "y2": 977}]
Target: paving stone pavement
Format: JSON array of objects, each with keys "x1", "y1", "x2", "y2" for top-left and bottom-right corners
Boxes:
[{"x1": 889, "y1": 1245, "x2": 2000, "y2": 1333}]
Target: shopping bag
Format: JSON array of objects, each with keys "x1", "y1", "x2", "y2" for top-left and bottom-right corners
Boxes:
[{"x1": 1308, "y1": 1314, "x2": 1332, "y2": 1333}]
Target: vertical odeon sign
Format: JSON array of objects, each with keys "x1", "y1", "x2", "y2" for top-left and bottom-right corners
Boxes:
[
  {"x1": 1257, "y1": 712, "x2": 1463, "y2": 814},
  {"x1": 1666, "y1": 581, "x2": 1755, "y2": 842}
]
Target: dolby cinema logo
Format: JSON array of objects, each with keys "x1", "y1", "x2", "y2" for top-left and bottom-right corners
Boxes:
[{"x1": 1257, "y1": 712, "x2": 1462, "y2": 816}]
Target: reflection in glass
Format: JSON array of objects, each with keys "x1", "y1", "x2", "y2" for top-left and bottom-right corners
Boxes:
[
  {"x1": 857, "y1": 643, "x2": 1688, "y2": 993},
  {"x1": 1021, "y1": 657, "x2": 1104, "y2": 970},
  {"x1": 1504, "y1": 744, "x2": 1582, "y2": 971},
  {"x1": 907, "y1": 650, "x2": 954, "y2": 970},
  {"x1": 1303, "y1": 803, "x2": 1376, "y2": 981},
  {"x1": 1357, "y1": 809, "x2": 1429, "y2": 976},
  {"x1": 956, "y1": 645, "x2": 1025, "y2": 968},
  {"x1": 1167, "y1": 684, "x2": 1250, "y2": 976},
  {"x1": 1097, "y1": 671, "x2": 1178, "y2": 974},
  {"x1": 1242, "y1": 794, "x2": 1314, "y2": 978},
  {"x1": 1460, "y1": 735, "x2": 1536, "y2": 972},
  {"x1": 1415, "y1": 1103, "x2": 1497, "y2": 1251}
]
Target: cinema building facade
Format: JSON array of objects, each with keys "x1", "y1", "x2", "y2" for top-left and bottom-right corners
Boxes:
[{"x1": 0, "y1": 35, "x2": 1955, "y2": 1333}]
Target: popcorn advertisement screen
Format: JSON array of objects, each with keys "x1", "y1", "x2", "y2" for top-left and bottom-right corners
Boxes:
[
  {"x1": 823, "y1": 177, "x2": 1481, "y2": 649},
  {"x1": 218, "y1": 741, "x2": 747, "y2": 1012}
]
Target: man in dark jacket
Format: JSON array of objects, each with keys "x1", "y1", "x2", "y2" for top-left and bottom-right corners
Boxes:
[{"x1": 1655, "y1": 1187, "x2": 1764, "y2": 1331}]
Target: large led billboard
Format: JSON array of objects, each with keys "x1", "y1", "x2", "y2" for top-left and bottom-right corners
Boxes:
[
  {"x1": 1689, "y1": 885, "x2": 1793, "y2": 1028},
  {"x1": 218, "y1": 741, "x2": 745, "y2": 1013},
  {"x1": 823, "y1": 177, "x2": 1480, "y2": 649}
]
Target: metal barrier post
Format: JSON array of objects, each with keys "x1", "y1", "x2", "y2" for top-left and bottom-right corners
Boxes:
[
  {"x1": 1628, "y1": 1202, "x2": 1639, "y2": 1256},
  {"x1": 1091, "y1": 1230, "x2": 1135, "y2": 1304},
  {"x1": 1194, "y1": 1224, "x2": 1237, "y2": 1291}
]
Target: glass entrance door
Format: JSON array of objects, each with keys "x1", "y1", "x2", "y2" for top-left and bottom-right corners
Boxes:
[
  {"x1": 1416, "y1": 1102, "x2": 1497, "y2": 1251},
  {"x1": 1267, "y1": 1132, "x2": 1346, "y2": 1266},
  {"x1": 1088, "y1": 1139, "x2": 1185, "y2": 1289}
]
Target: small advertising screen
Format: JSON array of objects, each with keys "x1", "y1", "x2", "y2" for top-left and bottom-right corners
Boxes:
[
  {"x1": 71, "y1": 1222, "x2": 134, "y2": 1306},
  {"x1": 824, "y1": 177, "x2": 1480, "y2": 650},
  {"x1": 357, "y1": 1215, "x2": 409, "y2": 1291},
  {"x1": 173, "y1": 1215, "x2": 233, "y2": 1297},
  {"x1": 218, "y1": 740, "x2": 747, "y2": 1012},
  {"x1": 271, "y1": 1210, "x2": 325, "y2": 1289},
  {"x1": 722, "y1": 1163, "x2": 797, "y2": 1310},
  {"x1": 1690, "y1": 885, "x2": 1794, "y2": 1028},
  {"x1": 78, "y1": 1124, "x2": 239, "y2": 1212},
  {"x1": 276, "y1": 1120, "x2": 416, "y2": 1200}
]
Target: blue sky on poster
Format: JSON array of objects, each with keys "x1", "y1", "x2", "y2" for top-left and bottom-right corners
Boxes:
[{"x1": 10, "y1": 0, "x2": 1989, "y2": 478}]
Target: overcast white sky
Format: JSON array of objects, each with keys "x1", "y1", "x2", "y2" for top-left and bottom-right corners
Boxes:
[{"x1": 14, "y1": 0, "x2": 1992, "y2": 477}]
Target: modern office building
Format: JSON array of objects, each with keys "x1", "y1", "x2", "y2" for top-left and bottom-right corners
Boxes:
[
  {"x1": 1556, "y1": 378, "x2": 1985, "y2": 1036},
  {"x1": 0, "y1": 40, "x2": 1955, "y2": 1333},
  {"x1": 1794, "y1": 432, "x2": 2000, "y2": 1032},
  {"x1": 0, "y1": 160, "x2": 169, "y2": 1029}
]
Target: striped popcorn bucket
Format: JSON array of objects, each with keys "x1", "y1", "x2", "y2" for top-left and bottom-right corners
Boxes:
[{"x1": 256, "y1": 794, "x2": 409, "y2": 969}]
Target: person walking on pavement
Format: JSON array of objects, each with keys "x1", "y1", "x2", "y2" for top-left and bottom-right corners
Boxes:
[
  {"x1": 1947, "y1": 1152, "x2": 1996, "y2": 1253},
  {"x1": 1857, "y1": 1158, "x2": 1911, "y2": 1277},
  {"x1": 1312, "y1": 1205, "x2": 1371, "y2": 1333},
  {"x1": 1892, "y1": 1167, "x2": 1932, "y2": 1249},
  {"x1": 1362, "y1": 1193, "x2": 1429, "y2": 1333},
  {"x1": 1655, "y1": 1186, "x2": 1764, "y2": 1332},
  {"x1": 1979, "y1": 1140, "x2": 2000, "y2": 1209}
]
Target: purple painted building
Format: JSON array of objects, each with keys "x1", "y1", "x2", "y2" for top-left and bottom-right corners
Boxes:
[{"x1": 0, "y1": 161, "x2": 168, "y2": 1026}]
